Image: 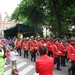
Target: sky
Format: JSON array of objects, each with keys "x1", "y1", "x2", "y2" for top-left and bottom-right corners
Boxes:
[{"x1": 0, "y1": 0, "x2": 20, "y2": 20}]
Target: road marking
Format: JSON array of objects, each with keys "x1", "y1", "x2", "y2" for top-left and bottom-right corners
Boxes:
[
  {"x1": 4, "y1": 62, "x2": 27, "y2": 75},
  {"x1": 17, "y1": 59, "x2": 22, "y2": 62},
  {"x1": 19, "y1": 65, "x2": 34, "y2": 75},
  {"x1": 33, "y1": 73, "x2": 39, "y2": 75},
  {"x1": 33, "y1": 73, "x2": 54, "y2": 75}
]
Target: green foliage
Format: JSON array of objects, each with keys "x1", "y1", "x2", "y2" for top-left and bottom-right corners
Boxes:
[
  {"x1": 11, "y1": 0, "x2": 45, "y2": 26},
  {"x1": 10, "y1": 0, "x2": 75, "y2": 37}
]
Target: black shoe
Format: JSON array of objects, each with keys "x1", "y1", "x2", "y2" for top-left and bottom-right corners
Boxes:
[
  {"x1": 57, "y1": 69, "x2": 61, "y2": 71},
  {"x1": 63, "y1": 65, "x2": 67, "y2": 67}
]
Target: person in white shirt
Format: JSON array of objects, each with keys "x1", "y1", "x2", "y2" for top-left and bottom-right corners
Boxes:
[{"x1": 10, "y1": 48, "x2": 18, "y2": 69}]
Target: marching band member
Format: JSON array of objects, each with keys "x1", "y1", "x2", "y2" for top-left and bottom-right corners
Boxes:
[
  {"x1": 52, "y1": 39, "x2": 62, "y2": 70},
  {"x1": 22, "y1": 38, "x2": 29, "y2": 58},
  {"x1": 41, "y1": 38, "x2": 46, "y2": 45},
  {"x1": 15, "y1": 39, "x2": 21, "y2": 56},
  {"x1": 30, "y1": 36, "x2": 37, "y2": 62},
  {"x1": 34, "y1": 37, "x2": 38, "y2": 54},
  {"x1": 67, "y1": 38, "x2": 75, "y2": 75},
  {"x1": 50, "y1": 38, "x2": 54, "y2": 45},
  {"x1": 46, "y1": 37, "x2": 52, "y2": 56},
  {"x1": 60, "y1": 39, "x2": 67, "y2": 66},
  {"x1": 34, "y1": 37, "x2": 38, "y2": 46},
  {"x1": 37, "y1": 38, "x2": 42, "y2": 54}
]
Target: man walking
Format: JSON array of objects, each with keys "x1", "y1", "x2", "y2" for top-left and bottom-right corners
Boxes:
[{"x1": 35, "y1": 45, "x2": 54, "y2": 75}]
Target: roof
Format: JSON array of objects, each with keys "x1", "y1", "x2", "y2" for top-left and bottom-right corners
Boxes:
[
  {"x1": 3, "y1": 24, "x2": 43, "y2": 38},
  {"x1": 3, "y1": 24, "x2": 43, "y2": 32}
]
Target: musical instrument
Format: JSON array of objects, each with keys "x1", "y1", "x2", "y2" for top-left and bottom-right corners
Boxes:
[
  {"x1": 26, "y1": 45, "x2": 28, "y2": 50},
  {"x1": 17, "y1": 32, "x2": 23, "y2": 39}
]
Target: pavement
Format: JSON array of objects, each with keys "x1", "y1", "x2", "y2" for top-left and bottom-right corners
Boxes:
[{"x1": 4, "y1": 50, "x2": 70, "y2": 75}]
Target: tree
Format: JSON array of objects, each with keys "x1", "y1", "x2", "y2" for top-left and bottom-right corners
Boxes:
[{"x1": 11, "y1": 0, "x2": 75, "y2": 38}]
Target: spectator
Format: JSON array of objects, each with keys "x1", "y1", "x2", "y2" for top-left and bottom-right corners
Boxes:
[
  {"x1": 35, "y1": 46, "x2": 54, "y2": 75},
  {"x1": 12, "y1": 69, "x2": 18, "y2": 75},
  {"x1": 10, "y1": 48, "x2": 18, "y2": 69},
  {"x1": 6, "y1": 49, "x2": 11, "y2": 67},
  {"x1": 0, "y1": 45, "x2": 5, "y2": 75}
]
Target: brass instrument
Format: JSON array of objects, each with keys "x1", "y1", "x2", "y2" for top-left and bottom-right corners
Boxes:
[
  {"x1": 32, "y1": 46, "x2": 35, "y2": 50},
  {"x1": 17, "y1": 32, "x2": 23, "y2": 39},
  {"x1": 32, "y1": 45, "x2": 37, "y2": 51},
  {"x1": 26, "y1": 45, "x2": 28, "y2": 50},
  {"x1": 25, "y1": 42, "x2": 28, "y2": 50},
  {"x1": 17, "y1": 40, "x2": 21, "y2": 47}
]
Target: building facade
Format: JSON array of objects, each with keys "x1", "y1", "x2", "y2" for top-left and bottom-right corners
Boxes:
[
  {"x1": 0, "y1": 12, "x2": 21, "y2": 36},
  {"x1": 0, "y1": 12, "x2": 19, "y2": 30}
]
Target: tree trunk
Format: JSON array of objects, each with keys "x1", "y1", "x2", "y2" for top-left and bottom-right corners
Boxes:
[{"x1": 51, "y1": 0, "x2": 61, "y2": 38}]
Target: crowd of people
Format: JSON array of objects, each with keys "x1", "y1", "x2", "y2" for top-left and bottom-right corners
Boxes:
[{"x1": 0, "y1": 36, "x2": 75, "y2": 75}]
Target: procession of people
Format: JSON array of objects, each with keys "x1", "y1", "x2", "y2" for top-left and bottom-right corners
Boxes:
[{"x1": 0, "y1": 36, "x2": 75, "y2": 75}]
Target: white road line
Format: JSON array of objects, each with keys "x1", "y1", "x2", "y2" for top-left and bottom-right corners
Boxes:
[
  {"x1": 4, "y1": 62, "x2": 27, "y2": 75},
  {"x1": 33, "y1": 73, "x2": 39, "y2": 75},
  {"x1": 33, "y1": 72, "x2": 54, "y2": 75},
  {"x1": 19, "y1": 65, "x2": 34, "y2": 75},
  {"x1": 17, "y1": 59, "x2": 22, "y2": 62}
]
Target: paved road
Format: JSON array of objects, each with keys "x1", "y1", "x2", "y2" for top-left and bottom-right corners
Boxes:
[{"x1": 4, "y1": 50, "x2": 70, "y2": 75}]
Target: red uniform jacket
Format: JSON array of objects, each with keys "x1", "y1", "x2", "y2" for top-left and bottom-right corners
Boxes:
[
  {"x1": 41, "y1": 40, "x2": 46, "y2": 45},
  {"x1": 36, "y1": 55, "x2": 54, "y2": 75},
  {"x1": 30, "y1": 40, "x2": 35, "y2": 52},
  {"x1": 37, "y1": 41, "x2": 42, "y2": 54},
  {"x1": 15, "y1": 40, "x2": 21, "y2": 48},
  {"x1": 22, "y1": 42, "x2": 27, "y2": 50},
  {"x1": 52, "y1": 43, "x2": 62, "y2": 58},
  {"x1": 34, "y1": 40, "x2": 38, "y2": 46},
  {"x1": 50, "y1": 40, "x2": 54, "y2": 45},
  {"x1": 60, "y1": 44, "x2": 66, "y2": 56},
  {"x1": 46, "y1": 41, "x2": 52, "y2": 51},
  {"x1": 34, "y1": 40, "x2": 38, "y2": 50},
  {"x1": 67, "y1": 44, "x2": 75, "y2": 61}
]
